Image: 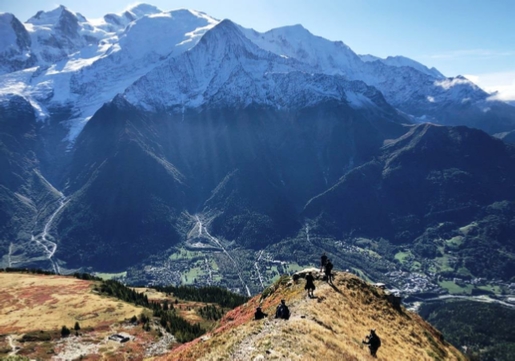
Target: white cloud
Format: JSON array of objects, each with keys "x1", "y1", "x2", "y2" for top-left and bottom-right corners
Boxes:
[
  {"x1": 426, "y1": 96, "x2": 435, "y2": 103},
  {"x1": 463, "y1": 74, "x2": 479, "y2": 83},
  {"x1": 434, "y1": 77, "x2": 471, "y2": 90},
  {"x1": 464, "y1": 71, "x2": 515, "y2": 102},
  {"x1": 428, "y1": 49, "x2": 515, "y2": 60}
]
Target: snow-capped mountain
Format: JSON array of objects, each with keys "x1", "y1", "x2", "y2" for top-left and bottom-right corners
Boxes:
[
  {"x1": 1, "y1": 3, "x2": 514, "y2": 148},
  {"x1": 123, "y1": 20, "x2": 397, "y2": 114},
  {"x1": 239, "y1": 24, "x2": 515, "y2": 133},
  {"x1": 0, "y1": 5, "x2": 219, "y2": 143}
]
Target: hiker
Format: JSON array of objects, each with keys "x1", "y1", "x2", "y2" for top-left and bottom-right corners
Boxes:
[
  {"x1": 362, "y1": 329, "x2": 381, "y2": 357},
  {"x1": 275, "y1": 299, "x2": 290, "y2": 320},
  {"x1": 324, "y1": 259, "x2": 334, "y2": 283},
  {"x1": 254, "y1": 307, "x2": 268, "y2": 320},
  {"x1": 305, "y1": 272, "x2": 315, "y2": 297},
  {"x1": 320, "y1": 253, "x2": 328, "y2": 272}
]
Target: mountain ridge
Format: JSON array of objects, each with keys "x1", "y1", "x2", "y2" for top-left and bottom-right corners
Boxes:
[
  {"x1": 160, "y1": 271, "x2": 466, "y2": 361},
  {"x1": 1, "y1": 3, "x2": 514, "y2": 148}
]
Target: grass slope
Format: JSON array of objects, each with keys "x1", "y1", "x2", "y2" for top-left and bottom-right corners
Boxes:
[{"x1": 0, "y1": 273, "x2": 144, "y2": 334}]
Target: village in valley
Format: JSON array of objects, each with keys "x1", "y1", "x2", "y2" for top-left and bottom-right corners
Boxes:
[{"x1": 106, "y1": 229, "x2": 515, "y2": 311}]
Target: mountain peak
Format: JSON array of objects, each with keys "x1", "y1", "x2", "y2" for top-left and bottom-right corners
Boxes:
[
  {"x1": 213, "y1": 18, "x2": 239, "y2": 31},
  {"x1": 198, "y1": 18, "x2": 255, "y2": 51},
  {"x1": 126, "y1": 3, "x2": 162, "y2": 18},
  {"x1": 0, "y1": 12, "x2": 29, "y2": 46},
  {"x1": 0, "y1": 12, "x2": 14, "y2": 21},
  {"x1": 263, "y1": 23, "x2": 320, "y2": 41},
  {"x1": 27, "y1": 5, "x2": 74, "y2": 25},
  {"x1": 159, "y1": 271, "x2": 465, "y2": 361},
  {"x1": 283, "y1": 23, "x2": 309, "y2": 32}
]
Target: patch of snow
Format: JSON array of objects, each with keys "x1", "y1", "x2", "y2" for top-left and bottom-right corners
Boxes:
[
  {"x1": 28, "y1": 98, "x2": 48, "y2": 121},
  {"x1": 119, "y1": 9, "x2": 218, "y2": 60},
  {"x1": 125, "y1": 3, "x2": 162, "y2": 18},
  {"x1": 63, "y1": 116, "x2": 90, "y2": 148}
]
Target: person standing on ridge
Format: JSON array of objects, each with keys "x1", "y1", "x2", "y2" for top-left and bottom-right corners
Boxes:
[
  {"x1": 362, "y1": 329, "x2": 381, "y2": 357},
  {"x1": 325, "y1": 259, "x2": 334, "y2": 283},
  {"x1": 305, "y1": 272, "x2": 315, "y2": 298},
  {"x1": 320, "y1": 253, "x2": 328, "y2": 272}
]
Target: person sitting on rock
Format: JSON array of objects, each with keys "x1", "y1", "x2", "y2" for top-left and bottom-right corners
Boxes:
[
  {"x1": 254, "y1": 307, "x2": 268, "y2": 320},
  {"x1": 305, "y1": 272, "x2": 315, "y2": 297},
  {"x1": 275, "y1": 299, "x2": 290, "y2": 320},
  {"x1": 362, "y1": 329, "x2": 381, "y2": 357}
]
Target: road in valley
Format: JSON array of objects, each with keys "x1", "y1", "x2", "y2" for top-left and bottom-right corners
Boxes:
[
  {"x1": 7, "y1": 243, "x2": 13, "y2": 267},
  {"x1": 32, "y1": 194, "x2": 68, "y2": 274},
  {"x1": 194, "y1": 216, "x2": 251, "y2": 297},
  {"x1": 254, "y1": 250, "x2": 265, "y2": 290}
]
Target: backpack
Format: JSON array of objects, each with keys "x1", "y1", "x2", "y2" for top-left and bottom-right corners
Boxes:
[
  {"x1": 282, "y1": 306, "x2": 290, "y2": 320},
  {"x1": 370, "y1": 334, "x2": 381, "y2": 348},
  {"x1": 275, "y1": 304, "x2": 283, "y2": 318}
]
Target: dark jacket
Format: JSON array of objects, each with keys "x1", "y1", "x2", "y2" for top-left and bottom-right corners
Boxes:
[
  {"x1": 275, "y1": 304, "x2": 290, "y2": 320},
  {"x1": 305, "y1": 274, "x2": 315, "y2": 290},
  {"x1": 364, "y1": 332, "x2": 381, "y2": 349},
  {"x1": 255, "y1": 309, "x2": 267, "y2": 320}
]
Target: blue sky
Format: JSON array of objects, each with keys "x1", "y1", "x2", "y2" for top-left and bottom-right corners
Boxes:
[{"x1": 2, "y1": 0, "x2": 514, "y2": 100}]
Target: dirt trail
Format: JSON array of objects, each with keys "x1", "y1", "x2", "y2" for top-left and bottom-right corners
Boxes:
[{"x1": 7, "y1": 335, "x2": 19, "y2": 356}]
